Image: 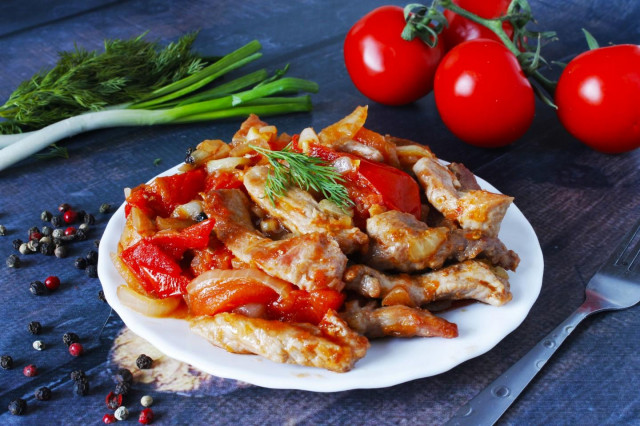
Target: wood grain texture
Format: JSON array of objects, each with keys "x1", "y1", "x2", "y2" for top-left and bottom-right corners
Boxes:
[{"x1": 0, "y1": 0, "x2": 638, "y2": 424}]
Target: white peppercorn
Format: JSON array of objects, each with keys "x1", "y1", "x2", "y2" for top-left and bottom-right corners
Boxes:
[
  {"x1": 32, "y1": 340, "x2": 45, "y2": 351},
  {"x1": 114, "y1": 406, "x2": 129, "y2": 421},
  {"x1": 19, "y1": 243, "x2": 31, "y2": 255},
  {"x1": 140, "y1": 395, "x2": 153, "y2": 407},
  {"x1": 52, "y1": 228, "x2": 64, "y2": 238}
]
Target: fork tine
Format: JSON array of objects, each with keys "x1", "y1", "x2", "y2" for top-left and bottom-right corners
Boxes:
[{"x1": 605, "y1": 218, "x2": 640, "y2": 274}]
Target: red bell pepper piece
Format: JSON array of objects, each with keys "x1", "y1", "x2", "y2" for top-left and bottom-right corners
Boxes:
[
  {"x1": 150, "y1": 219, "x2": 216, "y2": 259},
  {"x1": 269, "y1": 289, "x2": 345, "y2": 325}
]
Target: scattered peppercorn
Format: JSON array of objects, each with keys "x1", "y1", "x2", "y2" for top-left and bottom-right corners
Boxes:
[
  {"x1": 106, "y1": 391, "x2": 123, "y2": 410},
  {"x1": 140, "y1": 395, "x2": 153, "y2": 407},
  {"x1": 195, "y1": 211, "x2": 208, "y2": 222},
  {"x1": 40, "y1": 242, "x2": 54, "y2": 256},
  {"x1": 8, "y1": 398, "x2": 27, "y2": 415},
  {"x1": 44, "y1": 276, "x2": 61, "y2": 291},
  {"x1": 86, "y1": 250, "x2": 99, "y2": 265},
  {"x1": 69, "y1": 342, "x2": 84, "y2": 357},
  {"x1": 63, "y1": 210, "x2": 78, "y2": 224},
  {"x1": 28, "y1": 226, "x2": 40, "y2": 238},
  {"x1": 30, "y1": 280, "x2": 47, "y2": 295},
  {"x1": 99, "y1": 203, "x2": 112, "y2": 214},
  {"x1": 35, "y1": 386, "x2": 52, "y2": 401},
  {"x1": 19, "y1": 243, "x2": 31, "y2": 255},
  {"x1": 58, "y1": 203, "x2": 71, "y2": 213},
  {"x1": 114, "y1": 381, "x2": 131, "y2": 397},
  {"x1": 1, "y1": 355, "x2": 13, "y2": 369},
  {"x1": 74, "y1": 378, "x2": 90, "y2": 396},
  {"x1": 98, "y1": 290, "x2": 107, "y2": 303},
  {"x1": 115, "y1": 368, "x2": 133, "y2": 385},
  {"x1": 41, "y1": 225, "x2": 53, "y2": 236},
  {"x1": 74, "y1": 257, "x2": 87, "y2": 269},
  {"x1": 52, "y1": 228, "x2": 64, "y2": 239},
  {"x1": 139, "y1": 407, "x2": 154, "y2": 424},
  {"x1": 54, "y1": 245, "x2": 68, "y2": 258},
  {"x1": 93, "y1": 239, "x2": 101, "y2": 248},
  {"x1": 75, "y1": 229, "x2": 87, "y2": 241},
  {"x1": 79, "y1": 223, "x2": 90, "y2": 232},
  {"x1": 6, "y1": 254, "x2": 21, "y2": 268},
  {"x1": 51, "y1": 215, "x2": 64, "y2": 227},
  {"x1": 23, "y1": 364, "x2": 38, "y2": 377},
  {"x1": 70, "y1": 369, "x2": 86, "y2": 382},
  {"x1": 115, "y1": 406, "x2": 130, "y2": 421},
  {"x1": 103, "y1": 413, "x2": 117, "y2": 424},
  {"x1": 63, "y1": 332, "x2": 80, "y2": 347},
  {"x1": 27, "y1": 239, "x2": 39, "y2": 252},
  {"x1": 0, "y1": 225, "x2": 6, "y2": 236},
  {"x1": 41, "y1": 210, "x2": 53, "y2": 222},
  {"x1": 12, "y1": 238, "x2": 23, "y2": 250},
  {"x1": 28, "y1": 320, "x2": 42, "y2": 334},
  {"x1": 86, "y1": 264, "x2": 98, "y2": 278},
  {"x1": 136, "y1": 354, "x2": 153, "y2": 369},
  {"x1": 32, "y1": 340, "x2": 45, "y2": 351},
  {"x1": 64, "y1": 227, "x2": 76, "y2": 236},
  {"x1": 84, "y1": 213, "x2": 96, "y2": 225}
]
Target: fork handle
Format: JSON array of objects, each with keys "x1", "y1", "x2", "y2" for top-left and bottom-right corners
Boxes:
[{"x1": 445, "y1": 306, "x2": 590, "y2": 426}]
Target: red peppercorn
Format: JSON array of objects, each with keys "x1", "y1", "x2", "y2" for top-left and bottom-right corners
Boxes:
[
  {"x1": 29, "y1": 231, "x2": 42, "y2": 241},
  {"x1": 63, "y1": 210, "x2": 78, "y2": 224},
  {"x1": 64, "y1": 227, "x2": 76, "y2": 236},
  {"x1": 44, "y1": 276, "x2": 60, "y2": 291},
  {"x1": 102, "y1": 413, "x2": 117, "y2": 424},
  {"x1": 105, "y1": 391, "x2": 123, "y2": 410},
  {"x1": 23, "y1": 364, "x2": 38, "y2": 377},
  {"x1": 139, "y1": 408, "x2": 154, "y2": 424},
  {"x1": 69, "y1": 343, "x2": 84, "y2": 357}
]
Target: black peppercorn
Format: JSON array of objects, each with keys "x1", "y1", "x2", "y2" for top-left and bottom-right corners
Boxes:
[
  {"x1": 99, "y1": 203, "x2": 111, "y2": 214},
  {"x1": 70, "y1": 369, "x2": 86, "y2": 382},
  {"x1": 51, "y1": 215, "x2": 63, "y2": 227},
  {"x1": 30, "y1": 281, "x2": 47, "y2": 295},
  {"x1": 62, "y1": 332, "x2": 80, "y2": 347},
  {"x1": 8, "y1": 398, "x2": 27, "y2": 415},
  {"x1": 28, "y1": 321, "x2": 42, "y2": 335},
  {"x1": 98, "y1": 290, "x2": 106, "y2": 303},
  {"x1": 41, "y1": 225, "x2": 52, "y2": 236},
  {"x1": 195, "y1": 211, "x2": 208, "y2": 222},
  {"x1": 35, "y1": 386, "x2": 52, "y2": 401},
  {"x1": 41, "y1": 210, "x2": 53, "y2": 222},
  {"x1": 115, "y1": 368, "x2": 133, "y2": 385},
  {"x1": 1, "y1": 354, "x2": 13, "y2": 369},
  {"x1": 75, "y1": 229, "x2": 87, "y2": 241},
  {"x1": 39, "y1": 242, "x2": 54, "y2": 256},
  {"x1": 6, "y1": 254, "x2": 21, "y2": 268},
  {"x1": 136, "y1": 354, "x2": 153, "y2": 369},
  {"x1": 75, "y1": 210, "x2": 86, "y2": 222},
  {"x1": 58, "y1": 203, "x2": 71, "y2": 213},
  {"x1": 86, "y1": 264, "x2": 98, "y2": 278},
  {"x1": 114, "y1": 380, "x2": 131, "y2": 396},
  {"x1": 74, "y1": 257, "x2": 87, "y2": 270},
  {"x1": 0, "y1": 225, "x2": 6, "y2": 236},
  {"x1": 83, "y1": 213, "x2": 95, "y2": 225},
  {"x1": 86, "y1": 250, "x2": 99, "y2": 265},
  {"x1": 93, "y1": 239, "x2": 100, "y2": 248},
  {"x1": 74, "y1": 378, "x2": 90, "y2": 396},
  {"x1": 54, "y1": 246, "x2": 68, "y2": 258},
  {"x1": 28, "y1": 226, "x2": 40, "y2": 237},
  {"x1": 12, "y1": 239, "x2": 23, "y2": 250}
]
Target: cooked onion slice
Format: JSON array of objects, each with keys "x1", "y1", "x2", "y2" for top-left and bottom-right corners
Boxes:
[
  {"x1": 117, "y1": 285, "x2": 182, "y2": 317},
  {"x1": 187, "y1": 268, "x2": 293, "y2": 298}
]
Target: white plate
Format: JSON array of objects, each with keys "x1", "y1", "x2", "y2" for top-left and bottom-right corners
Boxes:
[{"x1": 98, "y1": 163, "x2": 543, "y2": 392}]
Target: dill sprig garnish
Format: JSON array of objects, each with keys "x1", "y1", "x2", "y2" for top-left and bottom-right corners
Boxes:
[
  {"x1": 0, "y1": 32, "x2": 205, "y2": 134},
  {"x1": 250, "y1": 144, "x2": 354, "y2": 211}
]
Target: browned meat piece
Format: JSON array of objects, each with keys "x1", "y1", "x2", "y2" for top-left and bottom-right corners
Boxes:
[
  {"x1": 203, "y1": 189, "x2": 347, "y2": 291},
  {"x1": 344, "y1": 260, "x2": 513, "y2": 307},
  {"x1": 365, "y1": 210, "x2": 519, "y2": 272},
  {"x1": 449, "y1": 162, "x2": 481, "y2": 191},
  {"x1": 317, "y1": 106, "x2": 367, "y2": 149},
  {"x1": 413, "y1": 157, "x2": 513, "y2": 237},
  {"x1": 243, "y1": 166, "x2": 368, "y2": 254},
  {"x1": 341, "y1": 301, "x2": 458, "y2": 339},
  {"x1": 190, "y1": 310, "x2": 369, "y2": 372}
]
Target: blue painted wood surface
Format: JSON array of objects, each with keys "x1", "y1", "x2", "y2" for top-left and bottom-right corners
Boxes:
[{"x1": 0, "y1": 0, "x2": 639, "y2": 424}]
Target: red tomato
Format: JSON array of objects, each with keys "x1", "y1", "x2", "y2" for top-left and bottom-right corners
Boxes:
[
  {"x1": 442, "y1": 0, "x2": 515, "y2": 50},
  {"x1": 555, "y1": 45, "x2": 640, "y2": 153},
  {"x1": 434, "y1": 39, "x2": 535, "y2": 147},
  {"x1": 188, "y1": 280, "x2": 279, "y2": 317},
  {"x1": 270, "y1": 289, "x2": 345, "y2": 325},
  {"x1": 344, "y1": 5, "x2": 445, "y2": 105}
]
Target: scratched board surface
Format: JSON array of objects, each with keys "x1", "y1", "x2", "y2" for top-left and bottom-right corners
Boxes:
[{"x1": 0, "y1": 0, "x2": 639, "y2": 424}]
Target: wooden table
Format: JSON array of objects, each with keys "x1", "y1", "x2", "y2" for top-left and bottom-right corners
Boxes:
[{"x1": 1, "y1": 0, "x2": 638, "y2": 424}]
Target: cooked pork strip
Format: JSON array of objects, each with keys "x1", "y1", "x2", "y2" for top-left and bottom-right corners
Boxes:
[
  {"x1": 203, "y1": 189, "x2": 347, "y2": 291},
  {"x1": 190, "y1": 310, "x2": 369, "y2": 372},
  {"x1": 341, "y1": 301, "x2": 458, "y2": 339},
  {"x1": 243, "y1": 166, "x2": 368, "y2": 254},
  {"x1": 413, "y1": 157, "x2": 513, "y2": 237},
  {"x1": 449, "y1": 162, "x2": 481, "y2": 191},
  {"x1": 317, "y1": 105, "x2": 367, "y2": 149},
  {"x1": 344, "y1": 260, "x2": 512, "y2": 307},
  {"x1": 366, "y1": 210, "x2": 519, "y2": 272}
]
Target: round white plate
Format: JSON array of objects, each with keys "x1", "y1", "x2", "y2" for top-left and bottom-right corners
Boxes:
[{"x1": 98, "y1": 163, "x2": 543, "y2": 392}]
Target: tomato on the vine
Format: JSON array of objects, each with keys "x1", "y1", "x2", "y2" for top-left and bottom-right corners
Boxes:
[
  {"x1": 434, "y1": 39, "x2": 535, "y2": 148},
  {"x1": 555, "y1": 44, "x2": 640, "y2": 153},
  {"x1": 441, "y1": 0, "x2": 515, "y2": 50},
  {"x1": 344, "y1": 5, "x2": 444, "y2": 105}
]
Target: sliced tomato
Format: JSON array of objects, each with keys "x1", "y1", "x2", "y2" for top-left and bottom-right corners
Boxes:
[
  {"x1": 121, "y1": 239, "x2": 190, "y2": 298},
  {"x1": 151, "y1": 219, "x2": 216, "y2": 259},
  {"x1": 301, "y1": 143, "x2": 421, "y2": 220},
  {"x1": 269, "y1": 289, "x2": 345, "y2": 325}
]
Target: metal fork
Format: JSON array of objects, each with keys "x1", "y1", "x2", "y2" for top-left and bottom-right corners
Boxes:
[{"x1": 446, "y1": 219, "x2": 640, "y2": 426}]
